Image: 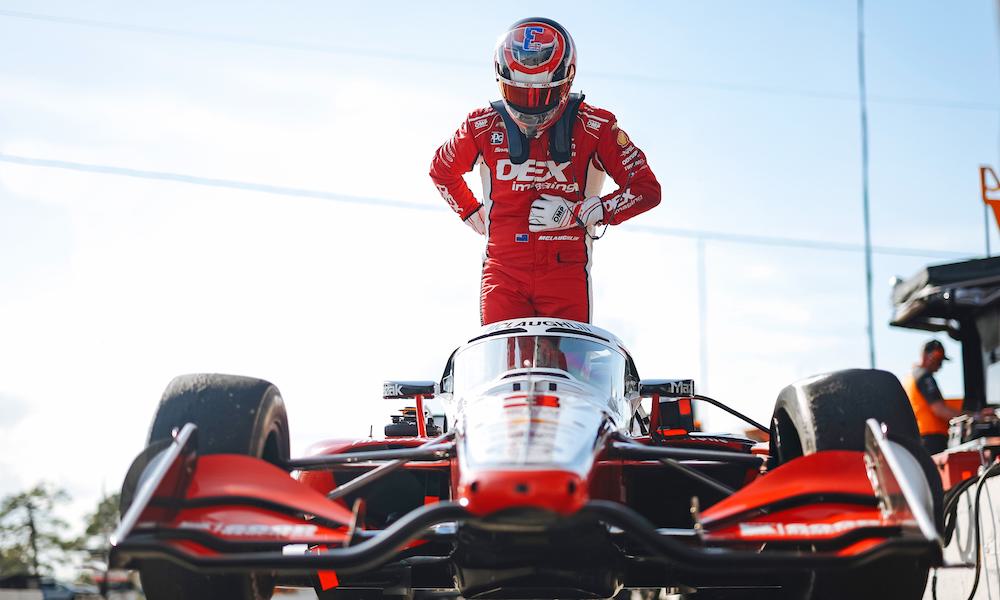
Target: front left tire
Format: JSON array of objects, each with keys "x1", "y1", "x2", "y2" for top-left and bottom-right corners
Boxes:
[{"x1": 128, "y1": 373, "x2": 290, "y2": 600}]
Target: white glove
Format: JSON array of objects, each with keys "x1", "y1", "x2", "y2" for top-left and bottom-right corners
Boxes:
[
  {"x1": 463, "y1": 204, "x2": 486, "y2": 235},
  {"x1": 528, "y1": 194, "x2": 604, "y2": 232}
]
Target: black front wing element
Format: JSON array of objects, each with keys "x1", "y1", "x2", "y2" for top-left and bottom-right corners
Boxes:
[{"x1": 112, "y1": 497, "x2": 938, "y2": 575}]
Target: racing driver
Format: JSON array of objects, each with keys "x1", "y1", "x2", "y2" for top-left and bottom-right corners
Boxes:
[{"x1": 430, "y1": 17, "x2": 661, "y2": 325}]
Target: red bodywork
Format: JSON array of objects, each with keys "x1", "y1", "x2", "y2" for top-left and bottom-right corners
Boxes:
[{"x1": 110, "y1": 415, "x2": 952, "y2": 597}]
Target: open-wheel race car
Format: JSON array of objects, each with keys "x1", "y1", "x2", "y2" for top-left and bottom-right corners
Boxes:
[{"x1": 112, "y1": 319, "x2": 947, "y2": 599}]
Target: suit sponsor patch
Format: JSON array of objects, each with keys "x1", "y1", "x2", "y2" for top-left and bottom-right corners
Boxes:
[
  {"x1": 490, "y1": 131, "x2": 504, "y2": 145},
  {"x1": 436, "y1": 184, "x2": 462, "y2": 214},
  {"x1": 611, "y1": 187, "x2": 639, "y2": 212},
  {"x1": 515, "y1": 233, "x2": 529, "y2": 242},
  {"x1": 496, "y1": 159, "x2": 580, "y2": 193},
  {"x1": 474, "y1": 118, "x2": 489, "y2": 129}
]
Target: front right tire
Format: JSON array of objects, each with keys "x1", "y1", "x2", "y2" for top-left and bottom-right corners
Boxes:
[{"x1": 768, "y1": 369, "x2": 937, "y2": 600}]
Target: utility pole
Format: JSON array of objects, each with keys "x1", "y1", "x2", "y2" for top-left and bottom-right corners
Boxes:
[
  {"x1": 857, "y1": 0, "x2": 876, "y2": 368},
  {"x1": 697, "y1": 238, "x2": 709, "y2": 393}
]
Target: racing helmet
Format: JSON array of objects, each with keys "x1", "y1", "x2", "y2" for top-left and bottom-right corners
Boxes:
[{"x1": 494, "y1": 18, "x2": 576, "y2": 138}]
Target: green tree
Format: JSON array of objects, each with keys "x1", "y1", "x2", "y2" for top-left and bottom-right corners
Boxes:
[
  {"x1": 81, "y1": 492, "x2": 119, "y2": 545},
  {"x1": 75, "y1": 492, "x2": 120, "y2": 584},
  {"x1": 0, "y1": 544, "x2": 31, "y2": 575},
  {"x1": 0, "y1": 483, "x2": 77, "y2": 576}
]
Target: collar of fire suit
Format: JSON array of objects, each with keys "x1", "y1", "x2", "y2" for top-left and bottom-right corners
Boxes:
[{"x1": 489, "y1": 93, "x2": 585, "y2": 165}]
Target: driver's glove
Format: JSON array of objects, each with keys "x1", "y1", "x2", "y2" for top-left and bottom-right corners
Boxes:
[{"x1": 528, "y1": 194, "x2": 604, "y2": 232}]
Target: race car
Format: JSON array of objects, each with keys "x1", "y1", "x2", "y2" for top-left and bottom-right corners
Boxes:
[{"x1": 111, "y1": 319, "x2": 946, "y2": 599}]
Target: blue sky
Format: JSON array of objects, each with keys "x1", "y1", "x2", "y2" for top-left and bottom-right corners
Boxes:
[{"x1": 0, "y1": 0, "x2": 998, "y2": 524}]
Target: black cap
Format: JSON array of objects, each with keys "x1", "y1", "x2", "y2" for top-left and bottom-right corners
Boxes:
[{"x1": 923, "y1": 339, "x2": 951, "y2": 361}]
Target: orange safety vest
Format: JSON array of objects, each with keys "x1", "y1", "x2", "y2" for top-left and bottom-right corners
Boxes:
[{"x1": 903, "y1": 374, "x2": 949, "y2": 436}]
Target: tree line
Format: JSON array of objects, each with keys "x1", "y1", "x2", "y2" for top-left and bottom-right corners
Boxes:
[{"x1": 0, "y1": 483, "x2": 119, "y2": 582}]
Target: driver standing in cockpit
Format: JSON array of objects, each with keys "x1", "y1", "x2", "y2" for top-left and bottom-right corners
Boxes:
[{"x1": 430, "y1": 17, "x2": 661, "y2": 325}]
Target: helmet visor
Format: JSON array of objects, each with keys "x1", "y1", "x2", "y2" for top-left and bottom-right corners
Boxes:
[{"x1": 499, "y1": 77, "x2": 571, "y2": 115}]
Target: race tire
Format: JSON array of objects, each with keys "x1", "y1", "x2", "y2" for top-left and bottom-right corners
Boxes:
[
  {"x1": 768, "y1": 369, "x2": 937, "y2": 600},
  {"x1": 136, "y1": 373, "x2": 290, "y2": 600},
  {"x1": 768, "y1": 368, "x2": 919, "y2": 465},
  {"x1": 384, "y1": 422, "x2": 418, "y2": 437}
]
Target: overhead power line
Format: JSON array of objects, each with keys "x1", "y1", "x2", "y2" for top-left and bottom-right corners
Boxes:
[
  {"x1": 0, "y1": 8, "x2": 996, "y2": 114},
  {"x1": 0, "y1": 152, "x2": 972, "y2": 260},
  {"x1": 0, "y1": 153, "x2": 433, "y2": 212}
]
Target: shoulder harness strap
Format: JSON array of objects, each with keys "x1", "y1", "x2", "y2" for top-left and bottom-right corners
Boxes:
[
  {"x1": 489, "y1": 93, "x2": 586, "y2": 165},
  {"x1": 549, "y1": 93, "x2": 584, "y2": 163}
]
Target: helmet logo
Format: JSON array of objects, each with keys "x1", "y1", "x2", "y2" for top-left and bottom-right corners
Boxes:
[
  {"x1": 522, "y1": 26, "x2": 545, "y2": 51},
  {"x1": 507, "y1": 24, "x2": 561, "y2": 72}
]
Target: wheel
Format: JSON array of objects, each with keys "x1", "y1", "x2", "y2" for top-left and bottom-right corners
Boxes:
[
  {"x1": 384, "y1": 421, "x2": 418, "y2": 437},
  {"x1": 767, "y1": 368, "x2": 943, "y2": 524},
  {"x1": 768, "y1": 369, "x2": 938, "y2": 600},
  {"x1": 384, "y1": 419, "x2": 441, "y2": 438},
  {"x1": 768, "y1": 369, "x2": 919, "y2": 465},
  {"x1": 134, "y1": 373, "x2": 290, "y2": 600}
]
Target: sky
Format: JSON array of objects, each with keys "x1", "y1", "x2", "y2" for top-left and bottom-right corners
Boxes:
[{"x1": 0, "y1": 0, "x2": 999, "y2": 532}]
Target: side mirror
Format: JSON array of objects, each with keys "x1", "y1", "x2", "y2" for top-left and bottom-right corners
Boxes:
[
  {"x1": 383, "y1": 380, "x2": 437, "y2": 400},
  {"x1": 640, "y1": 379, "x2": 696, "y2": 398}
]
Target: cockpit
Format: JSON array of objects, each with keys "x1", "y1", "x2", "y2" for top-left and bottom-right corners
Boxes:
[{"x1": 448, "y1": 334, "x2": 630, "y2": 401}]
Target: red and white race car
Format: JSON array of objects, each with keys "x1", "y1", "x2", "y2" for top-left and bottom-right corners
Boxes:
[{"x1": 112, "y1": 319, "x2": 947, "y2": 599}]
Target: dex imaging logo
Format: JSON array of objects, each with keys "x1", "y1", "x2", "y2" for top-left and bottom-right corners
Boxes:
[
  {"x1": 496, "y1": 159, "x2": 570, "y2": 182},
  {"x1": 495, "y1": 159, "x2": 578, "y2": 192}
]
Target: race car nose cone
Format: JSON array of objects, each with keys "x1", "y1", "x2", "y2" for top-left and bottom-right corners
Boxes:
[{"x1": 457, "y1": 469, "x2": 588, "y2": 516}]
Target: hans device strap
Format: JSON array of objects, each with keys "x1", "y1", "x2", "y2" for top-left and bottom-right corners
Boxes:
[{"x1": 490, "y1": 93, "x2": 585, "y2": 165}]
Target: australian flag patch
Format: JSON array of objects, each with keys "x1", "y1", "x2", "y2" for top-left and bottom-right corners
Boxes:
[{"x1": 515, "y1": 233, "x2": 529, "y2": 243}]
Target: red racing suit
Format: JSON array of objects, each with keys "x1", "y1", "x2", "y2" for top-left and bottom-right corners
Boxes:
[{"x1": 430, "y1": 100, "x2": 660, "y2": 325}]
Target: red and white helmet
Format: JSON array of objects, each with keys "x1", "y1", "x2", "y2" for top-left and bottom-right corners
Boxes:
[{"x1": 494, "y1": 18, "x2": 577, "y2": 137}]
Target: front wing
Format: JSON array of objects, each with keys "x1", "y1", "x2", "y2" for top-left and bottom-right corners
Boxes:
[{"x1": 110, "y1": 422, "x2": 941, "y2": 588}]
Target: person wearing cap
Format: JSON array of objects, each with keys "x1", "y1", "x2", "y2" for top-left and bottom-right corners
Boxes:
[{"x1": 903, "y1": 340, "x2": 960, "y2": 454}]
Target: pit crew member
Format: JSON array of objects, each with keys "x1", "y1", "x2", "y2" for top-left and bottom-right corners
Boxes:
[{"x1": 904, "y1": 339, "x2": 961, "y2": 454}]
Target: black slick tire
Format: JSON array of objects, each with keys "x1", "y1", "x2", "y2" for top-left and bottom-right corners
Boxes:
[
  {"x1": 768, "y1": 368, "x2": 919, "y2": 464},
  {"x1": 768, "y1": 369, "x2": 936, "y2": 600},
  {"x1": 135, "y1": 373, "x2": 290, "y2": 600}
]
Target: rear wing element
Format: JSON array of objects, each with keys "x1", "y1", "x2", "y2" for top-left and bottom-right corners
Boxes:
[{"x1": 383, "y1": 380, "x2": 438, "y2": 437}]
